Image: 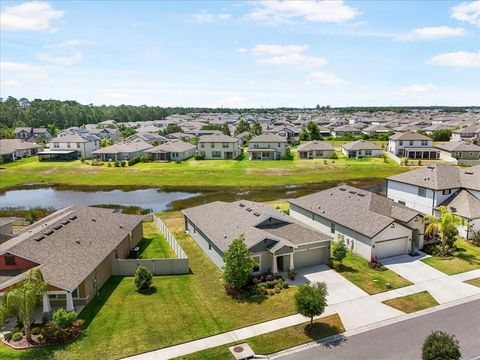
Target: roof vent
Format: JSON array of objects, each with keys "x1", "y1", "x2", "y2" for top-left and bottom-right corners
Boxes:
[
  {"x1": 246, "y1": 208, "x2": 252, "y2": 212},
  {"x1": 53, "y1": 224, "x2": 63, "y2": 230},
  {"x1": 358, "y1": 193, "x2": 366, "y2": 197},
  {"x1": 253, "y1": 212, "x2": 260, "y2": 216},
  {"x1": 44, "y1": 229, "x2": 54, "y2": 236},
  {"x1": 239, "y1": 203, "x2": 246, "y2": 207},
  {"x1": 339, "y1": 187, "x2": 347, "y2": 191},
  {"x1": 34, "y1": 236, "x2": 45, "y2": 242},
  {"x1": 61, "y1": 220, "x2": 70, "y2": 225},
  {"x1": 92, "y1": 218, "x2": 96, "y2": 222},
  {"x1": 349, "y1": 190, "x2": 357, "y2": 194},
  {"x1": 450, "y1": 207, "x2": 457, "y2": 212},
  {"x1": 119, "y1": 225, "x2": 124, "y2": 229},
  {"x1": 224, "y1": 235, "x2": 227, "y2": 239},
  {"x1": 465, "y1": 171, "x2": 474, "y2": 175},
  {"x1": 68, "y1": 215, "x2": 77, "y2": 221},
  {"x1": 76, "y1": 240, "x2": 81, "y2": 244}
]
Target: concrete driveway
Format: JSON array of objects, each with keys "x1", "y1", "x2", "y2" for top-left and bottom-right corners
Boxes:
[
  {"x1": 293, "y1": 265, "x2": 368, "y2": 305},
  {"x1": 382, "y1": 253, "x2": 445, "y2": 283}
]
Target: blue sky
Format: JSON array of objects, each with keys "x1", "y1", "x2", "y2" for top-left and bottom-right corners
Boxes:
[{"x1": 1, "y1": 0, "x2": 479, "y2": 107}]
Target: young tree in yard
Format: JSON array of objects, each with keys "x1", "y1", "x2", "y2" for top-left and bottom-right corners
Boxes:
[
  {"x1": 294, "y1": 282, "x2": 328, "y2": 324},
  {"x1": 425, "y1": 206, "x2": 465, "y2": 256},
  {"x1": 223, "y1": 235, "x2": 255, "y2": 292},
  {"x1": 332, "y1": 235, "x2": 348, "y2": 267},
  {"x1": 235, "y1": 119, "x2": 250, "y2": 135},
  {"x1": 134, "y1": 266, "x2": 153, "y2": 291},
  {"x1": 306, "y1": 121, "x2": 321, "y2": 140},
  {"x1": 251, "y1": 122, "x2": 262, "y2": 135},
  {"x1": 422, "y1": 331, "x2": 461, "y2": 360},
  {"x1": 2, "y1": 268, "x2": 47, "y2": 343}
]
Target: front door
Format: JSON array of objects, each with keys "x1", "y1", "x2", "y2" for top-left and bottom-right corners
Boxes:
[{"x1": 276, "y1": 256, "x2": 285, "y2": 272}]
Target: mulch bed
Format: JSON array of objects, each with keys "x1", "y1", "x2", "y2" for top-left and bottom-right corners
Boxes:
[{"x1": 2, "y1": 332, "x2": 81, "y2": 350}]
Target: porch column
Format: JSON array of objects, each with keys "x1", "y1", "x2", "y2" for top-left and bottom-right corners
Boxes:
[
  {"x1": 272, "y1": 256, "x2": 278, "y2": 274},
  {"x1": 42, "y1": 293, "x2": 51, "y2": 313},
  {"x1": 66, "y1": 292, "x2": 74, "y2": 312},
  {"x1": 289, "y1": 253, "x2": 295, "y2": 270}
]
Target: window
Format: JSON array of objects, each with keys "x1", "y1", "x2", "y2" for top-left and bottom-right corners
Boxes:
[
  {"x1": 330, "y1": 222, "x2": 335, "y2": 234},
  {"x1": 409, "y1": 140, "x2": 414, "y2": 146},
  {"x1": 365, "y1": 150, "x2": 372, "y2": 156},
  {"x1": 212, "y1": 151, "x2": 221, "y2": 158},
  {"x1": 252, "y1": 255, "x2": 261, "y2": 273},
  {"x1": 208, "y1": 243, "x2": 212, "y2": 251},
  {"x1": 200, "y1": 143, "x2": 205, "y2": 148},
  {"x1": 399, "y1": 141, "x2": 403, "y2": 146},
  {"x1": 54, "y1": 143, "x2": 59, "y2": 148},
  {"x1": 278, "y1": 143, "x2": 281, "y2": 148},
  {"x1": 442, "y1": 189, "x2": 452, "y2": 195},
  {"x1": 77, "y1": 143, "x2": 80, "y2": 148},
  {"x1": 72, "y1": 288, "x2": 79, "y2": 298},
  {"x1": 4, "y1": 255, "x2": 16, "y2": 266},
  {"x1": 210, "y1": 143, "x2": 215, "y2": 148},
  {"x1": 421, "y1": 140, "x2": 428, "y2": 146},
  {"x1": 398, "y1": 200, "x2": 406, "y2": 205},
  {"x1": 316, "y1": 151, "x2": 323, "y2": 157},
  {"x1": 67, "y1": 143, "x2": 71, "y2": 148},
  {"x1": 222, "y1": 143, "x2": 229, "y2": 148},
  {"x1": 418, "y1": 187, "x2": 427, "y2": 197}
]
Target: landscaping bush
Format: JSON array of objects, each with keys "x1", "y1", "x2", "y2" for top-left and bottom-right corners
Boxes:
[
  {"x1": 52, "y1": 308, "x2": 77, "y2": 329},
  {"x1": 274, "y1": 287, "x2": 281, "y2": 294},
  {"x1": 134, "y1": 265, "x2": 153, "y2": 291},
  {"x1": 128, "y1": 157, "x2": 141, "y2": 166},
  {"x1": 368, "y1": 256, "x2": 386, "y2": 271},
  {"x1": 114, "y1": 160, "x2": 120, "y2": 167},
  {"x1": 422, "y1": 330, "x2": 461, "y2": 360},
  {"x1": 12, "y1": 332, "x2": 23, "y2": 342},
  {"x1": 107, "y1": 162, "x2": 112, "y2": 167},
  {"x1": 120, "y1": 161, "x2": 127, "y2": 167},
  {"x1": 3, "y1": 332, "x2": 13, "y2": 341},
  {"x1": 194, "y1": 154, "x2": 205, "y2": 160},
  {"x1": 31, "y1": 327, "x2": 41, "y2": 335},
  {"x1": 41, "y1": 319, "x2": 84, "y2": 345}
]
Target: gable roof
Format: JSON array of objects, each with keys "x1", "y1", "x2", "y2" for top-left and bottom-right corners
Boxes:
[
  {"x1": 197, "y1": 134, "x2": 239, "y2": 143},
  {"x1": 0, "y1": 139, "x2": 42, "y2": 155},
  {"x1": 92, "y1": 140, "x2": 152, "y2": 154},
  {"x1": 249, "y1": 134, "x2": 288, "y2": 143},
  {"x1": 297, "y1": 141, "x2": 334, "y2": 152},
  {"x1": 440, "y1": 190, "x2": 480, "y2": 220},
  {"x1": 146, "y1": 140, "x2": 196, "y2": 153},
  {"x1": 289, "y1": 185, "x2": 420, "y2": 238},
  {"x1": 341, "y1": 140, "x2": 383, "y2": 151},
  {"x1": 436, "y1": 141, "x2": 480, "y2": 153},
  {"x1": 389, "y1": 131, "x2": 431, "y2": 141}
]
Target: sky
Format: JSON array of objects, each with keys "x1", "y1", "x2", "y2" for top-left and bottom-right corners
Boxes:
[{"x1": 1, "y1": 0, "x2": 479, "y2": 107}]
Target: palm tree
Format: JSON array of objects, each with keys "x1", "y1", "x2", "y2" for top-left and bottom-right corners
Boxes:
[
  {"x1": 425, "y1": 206, "x2": 465, "y2": 256},
  {"x1": 3, "y1": 268, "x2": 47, "y2": 343}
]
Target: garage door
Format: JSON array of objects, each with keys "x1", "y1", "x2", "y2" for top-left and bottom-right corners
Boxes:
[
  {"x1": 294, "y1": 247, "x2": 328, "y2": 269},
  {"x1": 375, "y1": 237, "x2": 408, "y2": 259}
]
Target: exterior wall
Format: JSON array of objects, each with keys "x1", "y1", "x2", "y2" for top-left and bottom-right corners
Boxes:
[
  {"x1": 388, "y1": 139, "x2": 433, "y2": 156},
  {"x1": 248, "y1": 142, "x2": 286, "y2": 158},
  {"x1": 342, "y1": 147, "x2": 382, "y2": 158},
  {"x1": 185, "y1": 217, "x2": 225, "y2": 268},
  {"x1": 387, "y1": 180, "x2": 436, "y2": 215},
  {"x1": 290, "y1": 204, "x2": 373, "y2": 260},
  {"x1": 250, "y1": 250, "x2": 274, "y2": 273},
  {"x1": 198, "y1": 140, "x2": 241, "y2": 160},
  {"x1": 298, "y1": 150, "x2": 334, "y2": 159},
  {"x1": 51, "y1": 140, "x2": 100, "y2": 158},
  {"x1": 405, "y1": 215, "x2": 425, "y2": 249},
  {"x1": 171, "y1": 148, "x2": 196, "y2": 161},
  {"x1": 462, "y1": 218, "x2": 480, "y2": 239},
  {"x1": 0, "y1": 253, "x2": 38, "y2": 271}
]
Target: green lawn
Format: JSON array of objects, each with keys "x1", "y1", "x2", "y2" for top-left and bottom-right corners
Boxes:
[
  {"x1": 465, "y1": 277, "x2": 480, "y2": 287},
  {"x1": 0, "y1": 211, "x2": 298, "y2": 360},
  {"x1": 176, "y1": 314, "x2": 345, "y2": 360},
  {"x1": 422, "y1": 239, "x2": 480, "y2": 275},
  {"x1": 334, "y1": 252, "x2": 412, "y2": 295},
  {"x1": 382, "y1": 291, "x2": 439, "y2": 313},
  {"x1": 137, "y1": 221, "x2": 176, "y2": 258},
  {"x1": 0, "y1": 154, "x2": 406, "y2": 190}
]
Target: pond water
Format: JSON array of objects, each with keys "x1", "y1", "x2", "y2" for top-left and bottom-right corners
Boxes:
[{"x1": 0, "y1": 179, "x2": 385, "y2": 213}]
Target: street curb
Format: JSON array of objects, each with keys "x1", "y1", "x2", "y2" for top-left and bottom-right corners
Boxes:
[{"x1": 268, "y1": 292, "x2": 480, "y2": 359}]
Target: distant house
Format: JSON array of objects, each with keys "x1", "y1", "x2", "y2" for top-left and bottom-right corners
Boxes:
[
  {"x1": 48, "y1": 134, "x2": 100, "y2": 158},
  {"x1": 89, "y1": 128, "x2": 121, "y2": 143},
  {"x1": 165, "y1": 132, "x2": 195, "y2": 141},
  {"x1": 290, "y1": 185, "x2": 424, "y2": 259},
  {"x1": 388, "y1": 131, "x2": 439, "y2": 159},
  {"x1": 264, "y1": 125, "x2": 300, "y2": 143},
  {"x1": 341, "y1": 140, "x2": 383, "y2": 158},
  {"x1": 14, "y1": 127, "x2": 52, "y2": 142},
  {"x1": 297, "y1": 141, "x2": 334, "y2": 159},
  {"x1": 0, "y1": 139, "x2": 42, "y2": 162},
  {"x1": 197, "y1": 134, "x2": 241, "y2": 160},
  {"x1": 387, "y1": 164, "x2": 480, "y2": 239},
  {"x1": 97, "y1": 119, "x2": 117, "y2": 128},
  {"x1": 183, "y1": 200, "x2": 332, "y2": 273},
  {"x1": 247, "y1": 134, "x2": 287, "y2": 160},
  {"x1": 0, "y1": 206, "x2": 144, "y2": 313},
  {"x1": 436, "y1": 141, "x2": 480, "y2": 163},
  {"x1": 126, "y1": 132, "x2": 168, "y2": 145},
  {"x1": 362, "y1": 124, "x2": 391, "y2": 136},
  {"x1": 93, "y1": 140, "x2": 153, "y2": 161},
  {"x1": 332, "y1": 125, "x2": 362, "y2": 137},
  {"x1": 451, "y1": 125, "x2": 480, "y2": 143},
  {"x1": 146, "y1": 140, "x2": 196, "y2": 162}
]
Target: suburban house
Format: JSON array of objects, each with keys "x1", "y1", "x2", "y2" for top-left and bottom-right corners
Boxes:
[
  {"x1": 363, "y1": 124, "x2": 391, "y2": 136},
  {"x1": 247, "y1": 134, "x2": 287, "y2": 160},
  {"x1": 386, "y1": 164, "x2": 480, "y2": 239},
  {"x1": 0, "y1": 206, "x2": 144, "y2": 313},
  {"x1": 451, "y1": 125, "x2": 480, "y2": 143},
  {"x1": 341, "y1": 140, "x2": 383, "y2": 158},
  {"x1": 183, "y1": 200, "x2": 332, "y2": 274},
  {"x1": 332, "y1": 125, "x2": 362, "y2": 137},
  {"x1": 297, "y1": 141, "x2": 335, "y2": 159},
  {"x1": 92, "y1": 140, "x2": 153, "y2": 161},
  {"x1": 89, "y1": 128, "x2": 121, "y2": 143},
  {"x1": 0, "y1": 218, "x2": 17, "y2": 243},
  {"x1": 197, "y1": 134, "x2": 241, "y2": 160},
  {"x1": 146, "y1": 140, "x2": 196, "y2": 162},
  {"x1": 48, "y1": 134, "x2": 100, "y2": 158},
  {"x1": 0, "y1": 139, "x2": 43, "y2": 162},
  {"x1": 435, "y1": 141, "x2": 480, "y2": 164},
  {"x1": 388, "y1": 132, "x2": 439, "y2": 159},
  {"x1": 126, "y1": 132, "x2": 168, "y2": 145},
  {"x1": 264, "y1": 125, "x2": 300, "y2": 143},
  {"x1": 14, "y1": 127, "x2": 52, "y2": 143},
  {"x1": 289, "y1": 185, "x2": 425, "y2": 259}
]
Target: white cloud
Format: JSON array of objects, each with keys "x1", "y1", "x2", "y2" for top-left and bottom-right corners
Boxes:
[
  {"x1": 219, "y1": 13, "x2": 232, "y2": 20},
  {"x1": 257, "y1": 53, "x2": 326, "y2": 67},
  {"x1": 236, "y1": 48, "x2": 248, "y2": 54},
  {"x1": 1, "y1": 79, "x2": 20, "y2": 87},
  {"x1": 45, "y1": 39, "x2": 89, "y2": 49},
  {"x1": 394, "y1": 84, "x2": 436, "y2": 95},
  {"x1": 98, "y1": 92, "x2": 131, "y2": 100},
  {"x1": 0, "y1": 61, "x2": 48, "y2": 78},
  {"x1": 308, "y1": 71, "x2": 347, "y2": 85},
  {"x1": 247, "y1": 0, "x2": 359, "y2": 24},
  {"x1": 0, "y1": 1, "x2": 64, "y2": 31},
  {"x1": 193, "y1": 10, "x2": 215, "y2": 23},
  {"x1": 395, "y1": 26, "x2": 465, "y2": 41},
  {"x1": 38, "y1": 52, "x2": 83, "y2": 65},
  {"x1": 252, "y1": 44, "x2": 309, "y2": 56},
  {"x1": 222, "y1": 96, "x2": 247, "y2": 107},
  {"x1": 451, "y1": 1, "x2": 480, "y2": 27},
  {"x1": 426, "y1": 50, "x2": 480, "y2": 68}
]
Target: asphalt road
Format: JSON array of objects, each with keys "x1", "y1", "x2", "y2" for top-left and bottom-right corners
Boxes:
[{"x1": 278, "y1": 299, "x2": 480, "y2": 360}]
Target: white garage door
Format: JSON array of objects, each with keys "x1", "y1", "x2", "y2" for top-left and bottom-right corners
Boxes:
[
  {"x1": 375, "y1": 237, "x2": 408, "y2": 259},
  {"x1": 294, "y1": 247, "x2": 328, "y2": 269}
]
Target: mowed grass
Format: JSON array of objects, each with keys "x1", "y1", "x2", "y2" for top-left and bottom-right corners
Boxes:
[
  {"x1": 334, "y1": 252, "x2": 412, "y2": 295},
  {"x1": 382, "y1": 291, "x2": 439, "y2": 313},
  {"x1": 0, "y1": 211, "x2": 297, "y2": 360},
  {"x1": 0, "y1": 153, "x2": 406, "y2": 190},
  {"x1": 176, "y1": 314, "x2": 345, "y2": 360},
  {"x1": 422, "y1": 239, "x2": 480, "y2": 275},
  {"x1": 137, "y1": 221, "x2": 176, "y2": 258},
  {"x1": 465, "y1": 277, "x2": 480, "y2": 287}
]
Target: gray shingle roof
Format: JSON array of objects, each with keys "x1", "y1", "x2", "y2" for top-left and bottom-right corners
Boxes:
[
  {"x1": 436, "y1": 141, "x2": 480, "y2": 152},
  {"x1": 0, "y1": 206, "x2": 144, "y2": 292},
  {"x1": 341, "y1": 140, "x2": 383, "y2": 151},
  {"x1": 249, "y1": 134, "x2": 288, "y2": 143},
  {"x1": 289, "y1": 185, "x2": 420, "y2": 238},
  {"x1": 297, "y1": 141, "x2": 334, "y2": 152},
  {"x1": 440, "y1": 190, "x2": 480, "y2": 220},
  {"x1": 145, "y1": 140, "x2": 196, "y2": 153},
  {"x1": 198, "y1": 134, "x2": 239, "y2": 143},
  {"x1": 182, "y1": 200, "x2": 331, "y2": 253},
  {"x1": 0, "y1": 139, "x2": 42, "y2": 155},
  {"x1": 389, "y1": 131, "x2": 431, "y2": 141},
  {"x1": 93, "y1": 140, "x2": 152, "y2": 154}
]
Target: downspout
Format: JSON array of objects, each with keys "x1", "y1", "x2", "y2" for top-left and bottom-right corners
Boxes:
[{"x1": 432, "y1": 190, "x2": 436, "y2": 215}]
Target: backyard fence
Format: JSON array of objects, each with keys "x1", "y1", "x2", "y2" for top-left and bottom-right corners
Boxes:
[{"x1": 111, "y1": 214, "x2": 189, "y2": 276}]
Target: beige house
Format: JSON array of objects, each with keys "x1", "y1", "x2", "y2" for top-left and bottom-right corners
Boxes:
[
  {"x1": 197, "y1": 134, "x2": 241, "y2": 160},
  {"x1": 248, "y1": 134, "x2": 288, "y2": 160},
  {"x1": 297, "y1": 141, "x2": 334, "y2": 159}
]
